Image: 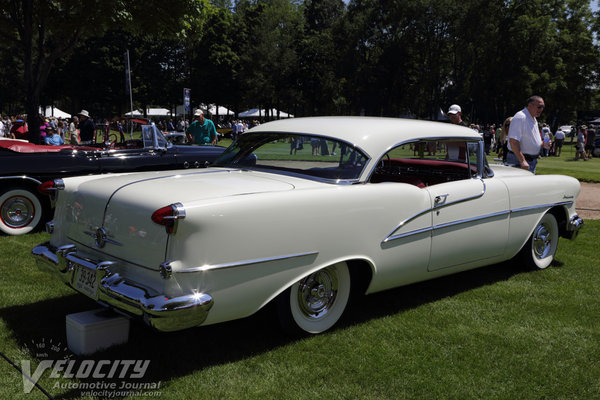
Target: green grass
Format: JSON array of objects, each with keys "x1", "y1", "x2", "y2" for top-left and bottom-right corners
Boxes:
[
  {"x1": 488, "y1": 141, "x2": 600, "y2": 182},
  {"x1": 1, "y1": 223, "x2": 599, "y2": 399}
]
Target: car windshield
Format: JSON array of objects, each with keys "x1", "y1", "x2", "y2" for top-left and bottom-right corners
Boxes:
[
  {"x1": 142, "y1": 125, "x2": 171, "y2": 148},
  {"x1": 213, "y1": 132, "x2": 369, "y2": 182}
]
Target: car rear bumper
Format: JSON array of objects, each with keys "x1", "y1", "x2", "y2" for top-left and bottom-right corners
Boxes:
[{"x1": 32, "y1": 242, "x2": 213, "y2": 332}]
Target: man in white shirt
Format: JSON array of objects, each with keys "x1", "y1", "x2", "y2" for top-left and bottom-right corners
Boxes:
[
  {"x1": 506, "y1": 95, "x2": 549, "y2": 174},
  {"x1": 554, "y1": 127, "x2": 565, "y2": 157}
]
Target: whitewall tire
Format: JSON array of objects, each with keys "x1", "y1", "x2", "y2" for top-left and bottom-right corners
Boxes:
[
  {"x1": 0, "y1": 188, "x2": 43, "y2": 235},
  {"x1": 278, "y1": 262, "x2": 351, "y2": 335},
  {"x1": 522, "y1": 213, "x2": 559, "y2": 270}
]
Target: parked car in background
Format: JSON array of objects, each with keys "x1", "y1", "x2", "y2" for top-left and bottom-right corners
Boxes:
[
  {"x1": 0, "y1": 124, "x2": 224, "y2": 235},
  {"x1": 559, "y1": 125, "x2": 574, "y2": 138},
  {"x1": 33, "y1": 117, "x2": 583, "y2": 335}
]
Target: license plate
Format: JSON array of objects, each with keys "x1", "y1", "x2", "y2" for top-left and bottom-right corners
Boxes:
[{"x1": 74, "y1": 265, "x2": 98, "y2": 299}]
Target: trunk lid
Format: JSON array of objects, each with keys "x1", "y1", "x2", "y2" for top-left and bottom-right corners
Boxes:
[{"x1": 61, "y1": 169, "x2": 295, "y2": 268}]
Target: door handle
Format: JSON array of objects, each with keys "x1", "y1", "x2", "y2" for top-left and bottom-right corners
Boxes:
[{"x1": 434, "y1": 194, "x2": 449, "y2": 204}]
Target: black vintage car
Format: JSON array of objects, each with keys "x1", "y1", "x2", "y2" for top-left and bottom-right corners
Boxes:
[{"x1": 0, "y1": 124, "x2": 225, "y2": 235}]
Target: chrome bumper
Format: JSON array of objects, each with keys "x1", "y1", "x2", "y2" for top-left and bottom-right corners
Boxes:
[
  {"x1": 566, "y1": 214, "x2": 584, "y2": 239},
  {"x1": 32, "y1": 242, "x2": 213, "y2": 332}
]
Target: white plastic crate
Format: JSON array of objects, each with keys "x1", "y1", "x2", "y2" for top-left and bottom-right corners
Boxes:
[{"x1": 66, "y1": 309, "x2": 130, "y2": 355}]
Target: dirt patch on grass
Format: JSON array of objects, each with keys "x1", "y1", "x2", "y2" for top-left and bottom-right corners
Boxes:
[{"x1": 577, "y1": 182, "x2": 600, "y2": 220}]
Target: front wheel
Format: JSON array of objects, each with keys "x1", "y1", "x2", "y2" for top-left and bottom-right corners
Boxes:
[
  {"x1": 521, "y1": 213, "x2": 559, "y2": 270},
  {"x1": 0, "y1": 188, "x2": 44, "y2": 235},
  {"x1": 277, "y1": 262, "x2": 351, "y2": 335}
]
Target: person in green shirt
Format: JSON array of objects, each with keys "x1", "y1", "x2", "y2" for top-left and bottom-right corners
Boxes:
[{"x1": 186, "y1": 109, "x2": 217, "y2": 145}]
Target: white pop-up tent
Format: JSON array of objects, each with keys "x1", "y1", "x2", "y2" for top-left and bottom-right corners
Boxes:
[
  {"x1": 40, "y1": 106, "x2": 71, "y2": 119},
  {"x1": 268, "y1": 108, "x2": 294, "y2": 118},
  {"x1": 239, "y1": 108, "x2": 294, "y2": 118},
  {"x1": 207, "y1": 104, "x2": 235, "y2": 116},
  {"x1": 238, "y1": 108, "x2": 263, "y2": 118},
  {"x1": 146, "y1": 108, "x2": 170, "y2": 117}
]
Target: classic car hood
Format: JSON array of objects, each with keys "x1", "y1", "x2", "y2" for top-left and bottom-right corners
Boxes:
[{"x1": 60, "y1": 169, "x2": 296, "y2": 268}]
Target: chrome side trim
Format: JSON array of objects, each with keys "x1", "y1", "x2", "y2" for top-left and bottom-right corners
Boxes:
[
  {"x1": 0, "y1": 175, "x2": 42, "y2": 185},
  {"x1": 382, "y1": 199, "x2": 573, "y2": 245},
  {"x1": 510, "y1": 201, "x2": 573, "y2": 214},
  {"x1": 384, "y1": 226, "x2": 433, "y2": 242},
  {"x1": 433, "y1": 210, "x2": 509, "y2": 230},
  {"x1": 178, "y1": 251, "x2": 319, "y2": 273},
  {"x1": 433, "y1": 179, "x2": 486, "y2": 210},
  {"x1": 383, "y1": 179, "x2": 486, "y2": 243}
]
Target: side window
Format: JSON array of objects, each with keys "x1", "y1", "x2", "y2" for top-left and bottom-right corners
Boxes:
[{"x1": 371, "y1": 139, "x2": 479, "y2": 186}]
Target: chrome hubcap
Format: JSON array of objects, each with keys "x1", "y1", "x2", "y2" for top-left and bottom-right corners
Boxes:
[
  {"x1": 1, "y1": 196, "x2": 34, "y2": 228},
  {"x1": 297, "y1": 267, "x2": 338, "y2": 319},
  {"x1": 533, "y1": 223, "x2": 552, "y2": 259}
]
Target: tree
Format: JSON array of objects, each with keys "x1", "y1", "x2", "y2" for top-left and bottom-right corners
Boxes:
[{"x1": 0, "y1": 0, "x2": 203, "y2": 143}]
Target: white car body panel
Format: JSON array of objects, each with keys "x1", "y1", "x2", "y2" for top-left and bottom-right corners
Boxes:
[{"x1": 34, "y1": 117, "x2": 583, "y2": 332}]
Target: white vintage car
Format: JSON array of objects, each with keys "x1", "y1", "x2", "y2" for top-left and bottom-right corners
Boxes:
[{"x1": 33, "y1": 117, "x2": 584, "y2": 335}]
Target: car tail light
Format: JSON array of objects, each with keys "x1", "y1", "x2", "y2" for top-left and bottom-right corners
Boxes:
[
  {"x1": 37, "y1": 179, "x2": 65, "y2": 197},
  {"x1": 151, "y1": 202, "x2": 186, "y2": 234}
]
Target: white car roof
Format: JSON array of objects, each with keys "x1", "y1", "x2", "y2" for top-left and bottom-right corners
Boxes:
[{"x1": 250, "y1": 116, "x2": 481, "y2": 159}]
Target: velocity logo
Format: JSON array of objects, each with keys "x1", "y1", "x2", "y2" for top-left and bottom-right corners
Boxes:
[{"x1": 21, "y1": 359, "x2": 151, "y2": 393}]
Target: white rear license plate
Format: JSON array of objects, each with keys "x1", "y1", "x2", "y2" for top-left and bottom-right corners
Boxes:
[{"x1": 74, "y1": 265, "x2": 98, "y2": 299}]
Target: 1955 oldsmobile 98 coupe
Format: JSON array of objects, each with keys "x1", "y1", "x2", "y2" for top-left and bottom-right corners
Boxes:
[
  {"x1": 33, "y1": 117, "x2": 583, "y2": 335},
  {"x1": 0, "y1": 123, "x2": 224, "y2": 236}
]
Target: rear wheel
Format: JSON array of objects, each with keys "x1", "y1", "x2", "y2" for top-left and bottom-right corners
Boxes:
[
  {"x1": 521, "y1": 213, "x2": 559, "y2": 270},
  {"x1": 0, "y1": 188, "x2": 43, "y2": 235},
  {"x1": 277, "y1": 262, "x2": 351, "y2": 335}
]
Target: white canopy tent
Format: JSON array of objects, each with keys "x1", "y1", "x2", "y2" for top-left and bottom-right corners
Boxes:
[
  {"x1": 146, "y1": 108, "x2": 170, "y2": 117},
  {"x1": 268, "y1": 108, "x2": 293, "y2": 118},
  {"x1": 238, "y1": 108, "x2": 263, "y2": 118},
  {"x1": 40, "y1": 106, "x2": 71, "y2": 119},
  {"x1": 207, "y1": 104, "x2": 235, "y2": 116},
  {"x1": 239, "y1": 108, "x2": 293, "y2": 118},
  {"x1": 124, "y1": 108, "x2": 171, "y2": 117}
]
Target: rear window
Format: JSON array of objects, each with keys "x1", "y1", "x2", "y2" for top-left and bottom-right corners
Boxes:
[{"x1": 213, "y1": 132, "x2": 369, "y2": 182}]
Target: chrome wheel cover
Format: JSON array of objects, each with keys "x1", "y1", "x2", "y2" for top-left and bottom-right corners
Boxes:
[
  {"x1": 296, "y1": 266, "x2": 339, "y2": 320},
  {"x1": 1, "y1": 195, "x2": 35, "y2": 228},
  {"x1": 532, "y1": 222, "x2": 553, "y2": 260}
]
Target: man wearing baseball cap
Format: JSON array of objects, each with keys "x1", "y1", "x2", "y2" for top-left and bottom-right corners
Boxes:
[
  {"x1": 447, "y1": 104, "x2": 467, "y2": 126},
  {"x1": 186, "y1": 109, "x2": 217, "y2": 145}
]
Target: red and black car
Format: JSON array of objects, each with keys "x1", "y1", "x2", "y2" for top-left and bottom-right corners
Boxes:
[{"x1": 0, "y1": 123, "x2": 225, "y2": 235}]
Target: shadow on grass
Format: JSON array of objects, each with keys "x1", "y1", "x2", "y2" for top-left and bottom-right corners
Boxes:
[{"x1": 0, "y1": 260, "x2": 526, "y2": 399}]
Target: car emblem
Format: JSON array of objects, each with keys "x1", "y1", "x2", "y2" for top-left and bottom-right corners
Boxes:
[
  {"x1": 84, "y1": 226, "x2": 123, "y2": 248},
  {"x1": 95, "y1": 227, "x2": 108, "y2": 248}
]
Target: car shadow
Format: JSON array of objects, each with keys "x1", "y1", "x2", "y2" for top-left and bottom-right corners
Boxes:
[{"x1": 1, "y1": 260, "x2": 527, "y2": 399}]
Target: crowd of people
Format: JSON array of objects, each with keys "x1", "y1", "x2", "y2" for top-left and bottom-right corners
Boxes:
[
  {"x1": 1, "y1": 104, "x2": 597, "y2": 165},
  {"x1": 447, "y1": 98, "x2": 597, "y2": 174},
  {"x1": 0, "y1": 112, "x2": 86, "y2": 145}
]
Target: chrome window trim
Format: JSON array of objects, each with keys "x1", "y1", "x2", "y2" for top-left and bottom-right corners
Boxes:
[{"x1": 178, "y1": 251, "x2": 319, "y2": 273}]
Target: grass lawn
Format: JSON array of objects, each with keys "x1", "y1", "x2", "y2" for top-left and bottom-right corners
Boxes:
[
  {"x1": 487, "y1": 141, "x2": 600, "y2": 182},
  {"x1": 0, "y1": 221, "x2": 598, "y2": 399}
]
